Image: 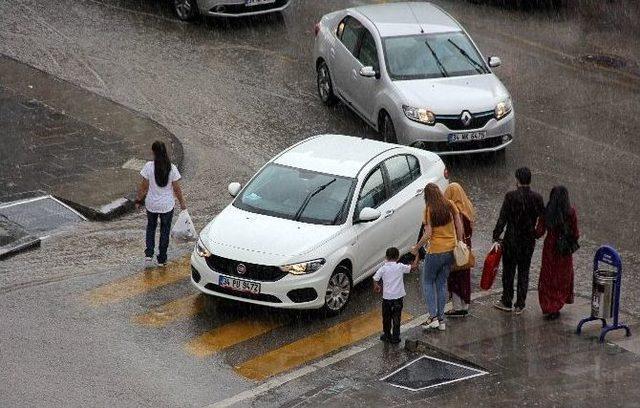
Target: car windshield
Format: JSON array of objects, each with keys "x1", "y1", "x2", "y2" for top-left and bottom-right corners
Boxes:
[
  {"x1": 383, "y1": 31, "x2": 489, "y2": 80},
  {"x1": 233, "y1": 164, "x2": 355, "y2": 225}
]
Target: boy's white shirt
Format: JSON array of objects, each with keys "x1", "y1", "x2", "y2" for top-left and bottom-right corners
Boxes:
[{"x1": 372, "y1": 261, "x2": 411, "y2": 300}]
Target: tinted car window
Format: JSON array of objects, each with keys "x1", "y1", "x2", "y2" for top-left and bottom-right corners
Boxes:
[
  {"x1": 384, "y1": 155, "x2": 419, "y2": 195},
  {"x1": 358, "y1": 30, "x2": 379, "y2": 71},
  {"x1": 339, "y1": 17, "x2": 363, "y2": 55},
  {"x1": 407, "y1": 155, "x2": 420, "y2": 179},
  {"x1": 356, "y1": 167, "x2": 386, "y2": 212},
  {"x1": 234, "y1": 164, "x2": 355, "y2": 225}
]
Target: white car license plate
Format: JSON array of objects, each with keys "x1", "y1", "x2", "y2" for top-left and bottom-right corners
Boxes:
[
  {"x1": 448, "y1": 131, "x2": 486, "y2": 143},
  {"x1": 219, "y1": 275, "x2": 261, "y2": 294},
  {"x1": 245, "y1": 0, "x2": 276, "y2": 6}
]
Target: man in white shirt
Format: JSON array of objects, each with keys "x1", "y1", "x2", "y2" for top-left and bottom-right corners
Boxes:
[{"x1": 373, "y1": 247, "x2": 412, "y2": 344}]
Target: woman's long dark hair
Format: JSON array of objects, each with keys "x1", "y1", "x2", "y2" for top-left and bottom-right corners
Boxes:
[
  {"x1": 424, "y1": 183, "x2": 453, "y2": 227},
  {"x1": 546, "y1": 186, "x2": 571, "y2": 229},
  {"x1": 152, "y1": 141, "x2": 171, "y2": 187}
]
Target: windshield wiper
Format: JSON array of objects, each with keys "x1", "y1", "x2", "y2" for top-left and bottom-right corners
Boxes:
[
  {"x1": 424, "y1": 40, "x2": 448, "y2": 78},
  {"x1": 294, "y1": 178, "x2": 337, "y2": 221},
  {"x1": 447, "y1": 39, "x2": 486, "y2": 74}
]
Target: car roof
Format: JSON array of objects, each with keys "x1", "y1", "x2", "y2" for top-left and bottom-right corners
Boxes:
[
  {"x1": 353, "y1": 2, "x2": 461, "y2": 37},
  {"x1": 273, "y1": 135, "x2": 400, "y2": 178}
]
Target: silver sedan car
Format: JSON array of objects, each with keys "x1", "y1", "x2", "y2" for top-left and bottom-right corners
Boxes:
[
  {"x1": 172, "y1": 0, "x2": 290, "y2": 21},
  {"x1": 313, "y1": 2, "x2": 515, "y2": 155}
]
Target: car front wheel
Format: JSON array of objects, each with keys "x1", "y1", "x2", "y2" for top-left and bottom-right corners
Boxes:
[
  {"x1": 380, "y1": 112, "x2": 398, "y2": 144},
  {"x1": 322, "y1": 265, "x2": 352, "y2": 315},
  {"x1": 173, "y1": 0, "x2": 199, "y2": 21}
]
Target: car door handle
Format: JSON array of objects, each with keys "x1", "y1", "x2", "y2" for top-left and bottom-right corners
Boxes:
[
  {"x1": 384, "y1": 209, "x2": 395, "y2": 218},
  {"x1": 415, "y1": 189, "x2": 424, "y2": 197}
]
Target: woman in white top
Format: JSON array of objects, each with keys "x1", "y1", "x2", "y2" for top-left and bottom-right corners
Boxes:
[{"x1": 135, "y1": 141, "x2": 186, "y2": 267}]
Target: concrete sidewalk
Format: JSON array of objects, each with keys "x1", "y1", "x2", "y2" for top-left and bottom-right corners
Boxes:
[
  {"x1": 0, "y1": 54, "x2": 182, "y2": 220},
  {"x1": 248, "y1": 292, "x2": 640, "y2": 407}
]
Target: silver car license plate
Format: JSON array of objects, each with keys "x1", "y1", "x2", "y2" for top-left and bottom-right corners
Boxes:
[
  {"x1": 245, "y1": 0, "x2": 276, "y2": 6},
  {"x1": 448, "y1": 131, "x2": 486, "y2": 143},
  {"x1": 219, "y1": 275, "x2": 261, "y2": 294}
]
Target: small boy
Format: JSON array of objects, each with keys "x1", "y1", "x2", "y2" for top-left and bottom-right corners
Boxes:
[{"x1": 373, "y1": 247, "x2": 413, "y2": 344}]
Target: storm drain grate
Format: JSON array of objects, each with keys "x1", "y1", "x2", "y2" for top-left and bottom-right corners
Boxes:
[
  {"x1": 381, "y1": 356, "x2": 487, "y2": 391},
  {"x1": 0, "y1": 196, "x2": 86, "y2": 238}
]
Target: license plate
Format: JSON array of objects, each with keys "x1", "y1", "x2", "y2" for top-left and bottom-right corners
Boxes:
[
  {"x1": 447, "y1": 131, "x2": 486, "y2": 143},
  {"x1": 218, "y1": 275, "x2": 261, "y2": 294},
  {"x1": 245, "y1": 0, "x2": 276, "y2": 6}
]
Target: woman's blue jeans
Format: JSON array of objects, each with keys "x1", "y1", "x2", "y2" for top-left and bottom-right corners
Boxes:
[
  {"x1": 145, "y1": 209, "x2": 174, "y2": 264},
  {"x1": 422, "y1": 251, "x2": 454, "y2": 320}
]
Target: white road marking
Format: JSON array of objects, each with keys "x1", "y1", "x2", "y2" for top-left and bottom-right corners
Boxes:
[{"x1": 206, "y1": 289, "x2": 501, "y2": 408}]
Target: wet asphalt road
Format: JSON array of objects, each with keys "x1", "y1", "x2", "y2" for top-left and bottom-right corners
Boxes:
[{"x1": 0, "y1": 0, "x2": 639, "y2": 406}]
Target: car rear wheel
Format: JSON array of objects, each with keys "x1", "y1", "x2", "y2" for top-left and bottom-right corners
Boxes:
[
  {"x1": 322, "y1": 265, "x2": 352, "y2": 315},
  {"x1": 380, "y1": 112, "x2": 398, "y2": 144},
  {"x1": 317, "y1": 61, "x2": 337, "y2": 106},
  {"x1": 173, "y1": 0, "x2": 199, "y2": 21}
]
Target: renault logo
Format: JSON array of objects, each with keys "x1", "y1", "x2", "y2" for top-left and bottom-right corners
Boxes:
[
  {"x1": 236, "y1": 263, "x2": 247, "y2": 275},
  {"x1": 460, "y1": 111, "x2": 472, "y2": 127}
]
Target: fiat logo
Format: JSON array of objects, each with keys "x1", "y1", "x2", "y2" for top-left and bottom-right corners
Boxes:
[
  {"x1": 460, "y1": 111, "x2": 472, "y2": 127},
  {"x1": 236, "y1": 263, "x2": 247, "y2": 275}
]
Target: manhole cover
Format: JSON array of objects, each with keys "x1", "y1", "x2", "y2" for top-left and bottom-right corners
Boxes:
[
  {"x1": 381, "y1": 356, "x2": 487, "y2": 391},
  {"x1": 579, "y1": 54, "x2": 626, "y2": 69},
  {"x1": 0, "y1": 196, "x2": 86, "y2": 238}
]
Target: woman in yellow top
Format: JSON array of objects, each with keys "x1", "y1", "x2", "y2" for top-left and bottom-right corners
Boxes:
[
  {"x1": 411, "y1": 183, "x2": 464, "y2": 331},
  {"x1": 444, "y1": 183, "x2": 475, "y2": 317}
]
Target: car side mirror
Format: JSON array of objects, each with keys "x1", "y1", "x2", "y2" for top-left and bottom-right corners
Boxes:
[
  {"x1": 357, "y1": 207, "x2": 381, "y2": 223},
  {"x1": 228, "y1": 182, "x2": 242, "y2": 197},
  {"x1": 488, "y1": 56, "x2": 501, "y2": 68},
  {"x1": 359, "y1": 66, "x2": 379, "y2": 79}
]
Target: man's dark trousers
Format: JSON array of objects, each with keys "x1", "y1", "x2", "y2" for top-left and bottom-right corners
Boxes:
[
  {"x1": 501, "y1": 241, "x2": 535, "y2": 309},
  {"x1": 382, "y1": 298, "x2": 403, "y2": 340}
]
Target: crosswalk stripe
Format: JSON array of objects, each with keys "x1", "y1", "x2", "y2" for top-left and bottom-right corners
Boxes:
[
  {"x1": 85, "y1": 256, "x2": 191, "y2": 305},
  {"x1": 185, "y1": 319, "x2": 285, "y2": 358},
  {"x1": 133, "y1": 293, "x2": 204, "y2": 328},
  {"x1": 234, "y1": 309, "x2": 412, "y2": 381}
]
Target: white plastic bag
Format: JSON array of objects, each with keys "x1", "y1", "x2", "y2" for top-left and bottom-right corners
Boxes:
[{"x1": 171, "y1": 210, "x2": 197, "y2": 243}]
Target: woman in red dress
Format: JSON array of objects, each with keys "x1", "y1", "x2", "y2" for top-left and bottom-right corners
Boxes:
[
  {"x1": 444, "y1": 182, "x2": 475, "y2": 317},
  {"x1": 537, "y1": 186, "x2": 579, "y2": 320}
]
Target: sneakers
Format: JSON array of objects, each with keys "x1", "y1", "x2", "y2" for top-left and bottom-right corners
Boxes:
[
  {"x1": 494, "y1": 301, "x2": 513, "y2": 312},
  {"x1": 380, "y1": 334, "x2": 401, "y2": 344},
  {"x1": 144, "y1": 257, "x2": 154, "y2": 269},
  {"x1": 438, "y1": 322, "x2": 446, "y2": 331},
  {"x1": 421, "y1": 316, "x2": 440, "y2": 330}
]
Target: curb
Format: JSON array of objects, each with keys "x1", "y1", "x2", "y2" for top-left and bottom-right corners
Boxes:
[{"x1": 0, "y1": 54, "x2": 184, "y2": 222}]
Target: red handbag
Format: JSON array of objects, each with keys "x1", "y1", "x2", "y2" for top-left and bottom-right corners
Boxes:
[{"x1": 480, "y1": 245, "x2": 502, "y2": 290}]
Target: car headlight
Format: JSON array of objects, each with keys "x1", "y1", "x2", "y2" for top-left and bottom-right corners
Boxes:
[
  {"x1": 280, "y1": 259, "x2": 326, "y2": 275},
  {"x1": 195, "y1": 238, "x2": 211, "y2": 258},
  {"x1": 495, "y1": 99, "x2": 512, "y2": 120},
  {"x1": 402, "y1": 105, "x2": 435, "y2": 125}
]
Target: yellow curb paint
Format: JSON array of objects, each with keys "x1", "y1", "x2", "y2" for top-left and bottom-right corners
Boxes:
[
  {"x1": 133, "y1": 293, "x2": 205, "y2": 328},
  {"x1": 234, "y1": 309, "x2": 412, "y2": 381},
  {"x1": 85, "y1": 256, "x2": 191, "y2": 306},
  {"x1": 186, "y1": 319, "x2": 285, "y2": 358}
]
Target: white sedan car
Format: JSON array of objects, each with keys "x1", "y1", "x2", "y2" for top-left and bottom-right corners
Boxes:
[{"x1": 191, "y1": 135, "x2": 447, "y2": 314}]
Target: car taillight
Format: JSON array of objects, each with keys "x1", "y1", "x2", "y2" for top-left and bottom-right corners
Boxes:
[
  {"x1": 314, "y1": 23, "x2": 320, "y2": 36},
  {"x1": 444, "y1": 167, "x2": 450, "y2": 180}
]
